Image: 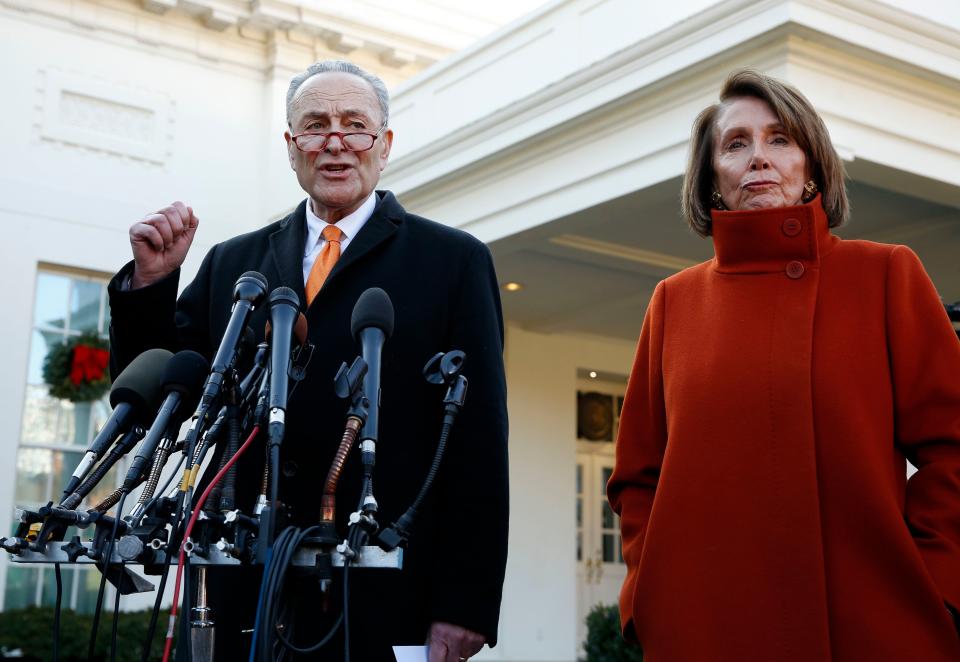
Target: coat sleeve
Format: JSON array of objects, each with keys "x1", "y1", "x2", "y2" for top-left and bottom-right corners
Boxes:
[
  {"x1": 606, "y1": 280, "x2": 667, "y2": 642},
  {"x1": 886, "y1": 245, "x2": 960, "y2": 612},
  {"x1": 107, "y1": 248, "x2": 218, "y2": 377},
  {"x1": 427, "y1": 241, "x2": 509, "y2": 646}
]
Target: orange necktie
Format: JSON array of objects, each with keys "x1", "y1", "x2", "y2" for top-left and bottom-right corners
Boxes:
[{"x1": 305, "y1": 225, "x2": 343, "y2": 306}]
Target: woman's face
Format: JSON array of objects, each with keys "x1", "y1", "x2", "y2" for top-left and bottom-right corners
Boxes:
[{"x1": 712, "y1": 96, "x2": 810, "y2": 211}]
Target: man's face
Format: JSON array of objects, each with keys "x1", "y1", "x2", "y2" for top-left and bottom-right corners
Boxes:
[{"x1": 284, "y1": 72, "x2": 393, "y2": 222}]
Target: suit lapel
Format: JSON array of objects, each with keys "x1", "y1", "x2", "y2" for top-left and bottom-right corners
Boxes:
[
  {"x1": 268, "y1": 200, "x2": 309, "y2": 307},
  {"x1": 322, "y1": 191, "x2": 402, "y2": 290}
]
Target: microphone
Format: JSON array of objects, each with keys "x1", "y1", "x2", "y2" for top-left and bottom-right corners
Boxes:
[
  {"x1": 60, "y1": 348, "x2": 171, "y2": 502},
  {"x1": 266, "y1": 287, "x2": 300, "y2": 444},
  {"x1": 122, "y1": 350, "x2": 210, "y2": 492},
  {"x1": 264, "y1": 313, "x2": 308, "y2": 348},
  {"x1": 351, "y1": 288, "x2": 394, "y2": 451},
  {"x1": 200, "y1": 271, "x2": 268, "y2": 410}
]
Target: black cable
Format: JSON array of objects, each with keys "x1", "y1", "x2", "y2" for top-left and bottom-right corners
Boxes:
[
  {"x1": 275, "y1": 613, "x2": 343, "y2": 655},
  {"x1": 255, "y1": 525, "x2": 351, "y2": 659},
  {"x1": 407, "y1": 420, "x2": 452, "y2": 516},
  {"x1": 87, "y1": 490, "x2": 128, "y2": 662},
  {"x1": 109, "y1": 561, "x2": 124, "y2": 662},
  {"x1": 53, "y1": 563, "x2": 62, "y2": 662}
]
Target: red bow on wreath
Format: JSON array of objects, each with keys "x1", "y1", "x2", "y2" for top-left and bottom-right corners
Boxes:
[{"x1": 70, "y1": 344, "x2": 110, "y2": 386}]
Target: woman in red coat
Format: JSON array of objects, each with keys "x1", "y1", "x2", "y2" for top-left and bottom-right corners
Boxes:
[{"x1": 607, "y1": 69, "x2": 960, "y2": 661}]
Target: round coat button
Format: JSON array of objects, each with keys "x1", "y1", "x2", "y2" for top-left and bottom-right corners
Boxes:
[
  {"x1": 786, "y1": 261, "x2": 805, "y2": 279},
  {"x1": 782, "y1": 218, "x2": 802, "y2": 237}
]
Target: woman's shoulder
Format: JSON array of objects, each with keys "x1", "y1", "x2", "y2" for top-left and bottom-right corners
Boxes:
[
  {"x1": 662, "y1": 259, "x2": 715, "y2": 288},
  {"x1": 829, "y1": 237, "x2": 921, "y2": 271}
]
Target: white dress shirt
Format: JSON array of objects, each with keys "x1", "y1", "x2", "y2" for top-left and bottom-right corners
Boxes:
[{"x1": 301, "y1": 192, "x2": 377, "y2": 284}]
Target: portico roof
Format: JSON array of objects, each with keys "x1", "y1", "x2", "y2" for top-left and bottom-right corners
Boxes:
[{"x1": 380, "y1": 0, "x2": 960, "y2": 340}]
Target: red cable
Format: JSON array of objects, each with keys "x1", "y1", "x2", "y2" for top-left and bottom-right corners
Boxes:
[{"x1": 161, "y1": 425, "x2": 260, "y2": 662}]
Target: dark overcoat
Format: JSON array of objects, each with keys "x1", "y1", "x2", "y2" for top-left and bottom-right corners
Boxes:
[
  {"x1": 108, "y1": 191, "x2": 509, "y2": 660},
  {"x1": 608, "y1": 198, "x2": 960, "y2": 661}
]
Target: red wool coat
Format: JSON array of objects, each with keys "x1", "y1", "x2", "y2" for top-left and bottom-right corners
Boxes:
[{"x1": 608, "y1": 197, "x2": 960, "y2": 661}]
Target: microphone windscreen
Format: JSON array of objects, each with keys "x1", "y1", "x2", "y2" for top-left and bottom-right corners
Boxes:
[
  {"x1": 268, "y1": 286, "x2": 300, "y2": 310},
  {"x1": 109, "y1": 348, "x2": 173, "y2": 413},
  {"x1": 234, "y1": 271, "x2": 269, "y2": 305},
  {"x1": 162, "y1": 350, "x2": 211, "y2": 409},
  {"x1": 350, "y1": 287, "x2": 394, "y2": 341}
]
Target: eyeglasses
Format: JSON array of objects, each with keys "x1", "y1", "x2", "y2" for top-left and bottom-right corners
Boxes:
[{"x1": 290, "y1": 126, "x2": 384, "y2": 153}]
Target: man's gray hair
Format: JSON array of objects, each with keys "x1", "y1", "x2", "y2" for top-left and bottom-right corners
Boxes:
[{"x1": 286, "y1": 60, "x2": 390, "y2": 127}]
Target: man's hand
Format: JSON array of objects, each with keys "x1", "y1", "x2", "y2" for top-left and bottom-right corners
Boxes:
[
  {"x1": 427, "y1": 622, "x2": 485, "y2": 662},
  {"x1": 129, "y1": 201, "x2": 199, "y2": 288}
]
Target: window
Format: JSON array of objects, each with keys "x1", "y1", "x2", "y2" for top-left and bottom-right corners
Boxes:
[{"x1": 6, "y1": 267, "x2": 118, "y2": 612}]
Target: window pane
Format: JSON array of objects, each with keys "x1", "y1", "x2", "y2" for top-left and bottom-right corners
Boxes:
[
  {"x1": 71, "y1": 401, "x2": 97, "y2": 447},
  {"x1": 13, "y1": 448, "x2": 82, "y2": 509},
  {"x1": 576, "y1": 464, "x2": 582, "y2": 495},
  {"x1": 602, "y1": 533, "x2": 615, "y2": 563},
  {"x1": 601, "y1": 501, "x2": 614, "y2": 530},
  {"x1": 26, "y1": 330, "x2": 57, "y2": 385},
  {"x1": 40, "y1": 565, "x2": 75, "y2": 609},
  {"x1": 21, "y1": 385, "x2": 75, "y2": 445},
  {"x1": 14, "y1": 447, "x2": 55, "y2": 508},
  {"x1": 88, "y1": 399, "x2": 111, "y2": 447},
  {"x1": 576, "y1": 531, "x2": 582, "y2": 562},
  {"x1": 4, "y1": 566, "x2": 40, "y2": 610},
  {"x1": 601, "y1": 467, "x2": 612, "y2": 493},
  {"x1": 52, "y1": 451, "x2": 83, "y2": 501},
  {"x1": 576, "y1": 498, "x2": 582, "y2": 527},
  {"x1": 34, "y1": 273, "x2": 70, "y2": 329},
  {"x1": 70, "y1": 280, "x2": 103, "y2": 333},
  {"x1": 75, "y1": 568, "x2": 105, "y2": 614}
]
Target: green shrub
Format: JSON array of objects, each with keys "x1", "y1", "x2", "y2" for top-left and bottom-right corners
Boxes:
[
  {"x1": 0, "y1": 606, "x2": 175, "y2": 661},
  {"x1": 583, "y1": 603, "x2": 643, "y2": 662}
]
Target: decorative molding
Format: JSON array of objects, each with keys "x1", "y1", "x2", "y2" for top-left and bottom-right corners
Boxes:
[
  {"x1": 327, "y1": 32, "x2": 363, "y2": 54},
  {"x1": 34, "y1": 68, "x2": 174, "y2": 165},
  {"x1": 0, "y1": 0, "x2": 451, "y2": 73},
  {"x1": 142, "y1": 0, "x2": 176, "y2": 13}
]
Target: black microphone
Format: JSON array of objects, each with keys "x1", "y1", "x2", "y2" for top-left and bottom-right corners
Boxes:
[
  {"x1": 266, "y1": 287, "x2": 300, "y2": 444},
  {"x1": 123, "y1": 350, "x2": 210, "y2": 492},
  {"x1": 351, "y1": 288, "x2": 394, "y2": 451},
  {"x1": 200, "y1": 271, "x2": 268, "y2": 409},
  {"x1": 60, "y1": 348, "x2": 171, "y2": 502}
]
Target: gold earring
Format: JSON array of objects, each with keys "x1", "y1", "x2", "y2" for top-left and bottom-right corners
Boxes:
[
  {"x1": 802, "y1": 180, "x2": 818, "y2": 202},
  {"x1": 711, "y1": 190, "x2": 726, "y2": 210}
]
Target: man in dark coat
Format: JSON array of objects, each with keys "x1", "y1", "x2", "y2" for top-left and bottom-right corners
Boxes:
[{"x1": 107, "y1": 60, "x2": 509, "y2": 662}]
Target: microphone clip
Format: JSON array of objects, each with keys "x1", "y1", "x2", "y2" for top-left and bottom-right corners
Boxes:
[
  {"x1": 334, "y1": 356, "x2": 368, "y2": 406},
  {"x1": 289, "y1": 341, "x2": 315, "y2": 383}
]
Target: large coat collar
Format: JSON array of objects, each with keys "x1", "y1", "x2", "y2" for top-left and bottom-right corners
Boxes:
[
  {"x1": 267, "y1": 190, "x2": 404, "y2": 307},
  {"x1": 710, "y1": 195, "x2": 839, "y2": 274}
]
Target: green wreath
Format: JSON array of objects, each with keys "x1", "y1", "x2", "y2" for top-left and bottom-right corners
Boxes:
[{"x1": 42, "y1": 332, "x2": 111, "y2": 402}]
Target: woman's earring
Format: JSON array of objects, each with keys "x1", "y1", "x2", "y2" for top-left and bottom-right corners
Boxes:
[
  {"x1": 802, "y1": 180, "x2": 818, "y2": 202},
  {"x1": 711, "y1": 190, "x2": 726, "y2": 210}
]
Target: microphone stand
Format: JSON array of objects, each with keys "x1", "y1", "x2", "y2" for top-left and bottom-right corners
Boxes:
[{"x1": 190, "y1": 566, "x2": 215, "y2": 660}]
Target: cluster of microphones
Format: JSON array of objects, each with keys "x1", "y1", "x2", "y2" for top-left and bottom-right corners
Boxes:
[{"x1": 1, "y1": 271, "x2": 470, "y2": 661}]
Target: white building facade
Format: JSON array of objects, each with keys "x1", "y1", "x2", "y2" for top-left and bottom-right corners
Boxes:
[{"x1": 2, "y1": 0, "x2": 960, "y2": 661}]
